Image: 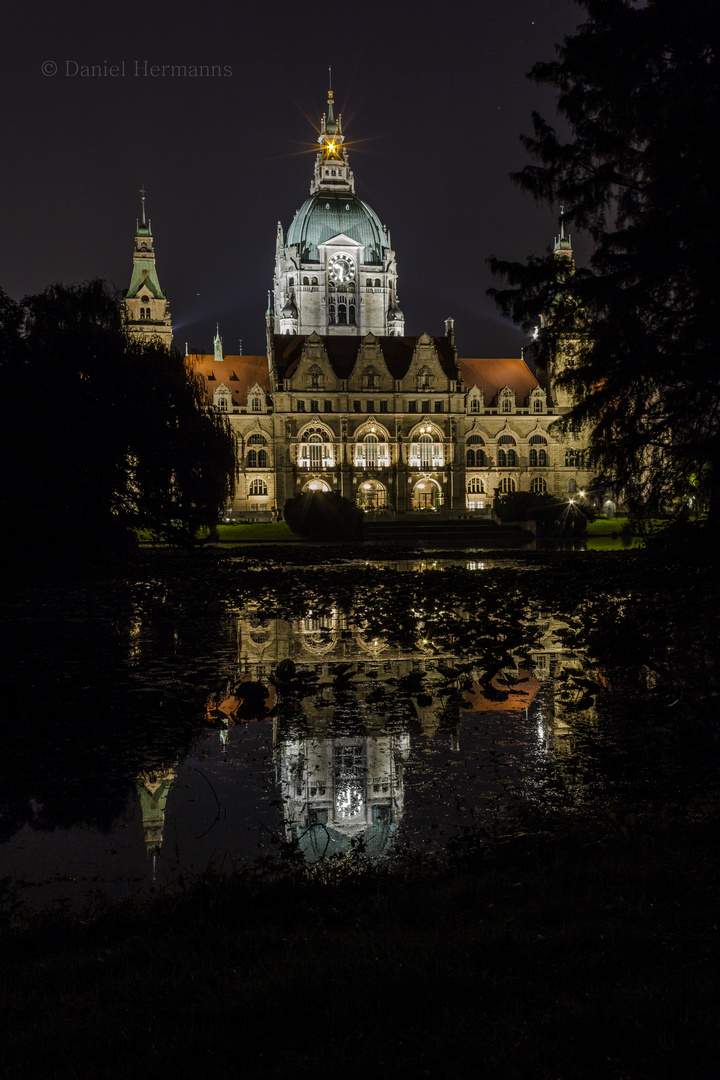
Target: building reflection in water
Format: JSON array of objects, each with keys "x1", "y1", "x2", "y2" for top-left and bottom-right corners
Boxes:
[
  {"x1": 136, "y1": 765, "x2": 177, "y2": 878},
  {"x1": 223, "y1": 601, "x2": 596, "y2": 862}
]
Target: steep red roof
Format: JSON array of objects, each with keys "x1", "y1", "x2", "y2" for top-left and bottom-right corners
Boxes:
[
  {"x1": 187, "y1": 354, "x2": 270, "y2": 407},
  {"x1": 458, "y1": 357, "x2": 538, "y2": 405}
]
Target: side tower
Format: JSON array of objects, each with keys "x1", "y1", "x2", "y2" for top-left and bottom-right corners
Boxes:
[
  {"x1": 273, "y1": 82, "x2": 404, "y2": 338},
  {"x1": 124, "y1": 188, "x2": 173, "y2": 348}
]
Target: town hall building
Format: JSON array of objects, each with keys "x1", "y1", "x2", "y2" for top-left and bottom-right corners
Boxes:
[{"x1": 124, "y1": 87, "x2": 592, "y2": 520}]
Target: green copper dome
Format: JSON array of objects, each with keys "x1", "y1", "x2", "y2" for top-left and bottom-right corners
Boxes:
[{"x1": 286, "y1": 191, "x2": 387, "y2": 264}]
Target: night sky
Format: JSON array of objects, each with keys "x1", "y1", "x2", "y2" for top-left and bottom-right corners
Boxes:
[{"x1": 2, "y1": 0, "x2": 589, "y2": 358}]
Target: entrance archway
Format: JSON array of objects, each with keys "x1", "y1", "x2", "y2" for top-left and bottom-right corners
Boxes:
[
  {"x1": 357, "y1": 479, "x2": 387, "y2": 511},
  {"x1": 303, "y1": 479, "x2": 330, "y2": 493},
  {"x1": 412, "y1": 478, "x2": 441, "y2": 511}
]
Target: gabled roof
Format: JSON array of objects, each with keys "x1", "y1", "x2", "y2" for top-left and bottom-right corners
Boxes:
[
  {"x1": 458, "y1": 358, "x2": 538, "y2": 404},
  {"x1": 273, "y1": 335, "x2": 459, "y2": 382},
  {"x1": 187, "y1": 354, "x2": 271, "y2": 406}
]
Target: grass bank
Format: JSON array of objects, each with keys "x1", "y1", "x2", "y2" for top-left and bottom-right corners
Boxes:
[{"x1": 1, "y1": 813, "x2": 717, "y2": 1079}]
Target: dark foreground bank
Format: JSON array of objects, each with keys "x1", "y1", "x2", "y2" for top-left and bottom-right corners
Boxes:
[{"x1": 1, "y1": 810, "x2": 718, "y2": 1080}]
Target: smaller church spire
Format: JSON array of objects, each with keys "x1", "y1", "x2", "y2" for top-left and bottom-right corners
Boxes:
[
  {"x1": 214, "y1": 323, "x2": 223, "y2": 362},
  {"x1": 554, "y1": 203, "x2": 573, "y2": 258}
]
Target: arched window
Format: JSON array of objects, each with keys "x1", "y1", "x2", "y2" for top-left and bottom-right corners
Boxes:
[
  {"x1": 248, "y1": 449, "x2": 257, "y2": 467},
  {"x1": 328, "y1": 304, "x2": 336, "y2": 325},
  {"x1": 410, "y1": 431, "x2": 442, "y2": 468},
  {"x1": 257, "y1": 449, "x2": 268, "y2": 468},
  {"x1": 418, "y1": 433, "x2": 433, "y2": 468},
  {"x1": 311, "y1": 277, "x2": 318, "y2": 286},
  {"x1": 533, "y1": 397, "x2": 543, "y2": 412},
  {"x1": 248, "y1": 433, "x2": 267, "y2": 445},
  {"x1": 502, "y1": 397, "x2": 512, "y2": 413},
  {"x1": 565, "y1": 448, "x2": 581, "y2": 468},
  {"x1": 299, "y1": 427, "x2": 333, "y2": 470},
  {"x1": 308, "y1": 434, "x2": 323, "y2": 468},
  {"x1": 288, "y1": 277, "x2": 294, "y2": 287},
  {"x1": 365, "y1": 433, "x2": 378, "y2": 466},
  {"x1": 497, "y1": 449, "x2": 506, "y2": 467},
  {"x1": 375, "y1": 278, "x2": 381, "y2": 288},
  {"x1": 497, "y1": 434, "x2": 516, "y2": 445},
  {"x1": 302, "y1": 276, "x2": 309, "y2": 286},
  {"x1": 568, "y1": 478, "x2": 577, "y2": 494},
  {"x1": 470, "y1": 397, "x2": 480, "y2": 413},
  {"x1": 531, "y1": 477, "x2": 547, "y2": 495},
  {"x1": 249, "y1": 479, "x2": 268, "y2": 496},
  {"x1": 338, "y1": 304, "x2": 347, "y2": 325},
  {"x1": 529, "y1": 448, "x2": 547, "y2": 467},
  {"x1": 506, "y1": 449, "x2": 517, "y2": 466},
  {"x1": 467, "y1": 477, "x2": 484, "y2": 494},
  {"x1": 349, "y1": 304, "x2": 356, "y2": 324},
  {"x1": 500, "y1": 478, "x2": 516, "y2": 494}
]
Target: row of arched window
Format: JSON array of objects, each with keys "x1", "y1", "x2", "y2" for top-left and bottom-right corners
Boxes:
[
  {"x1": 246, "y1": 433, "x2": 269, "y2": 469},
  {"x1": 469, "y1": 395, "x2": 545, "y2": 413},
  {"x1": 139, "y1": 307, "x2": 151, "y2": 320},
  {"x1": 292, "y1": 276, "x2": 384, "y2": 288},
  {"x1": 328, "y1": 303, "x2": 356, "y2": 325}
]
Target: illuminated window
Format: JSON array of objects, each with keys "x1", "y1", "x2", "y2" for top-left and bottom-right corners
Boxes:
[
  {"x1": 249, "y1": 479, "x2": 268, "y2": 496},
  {"x1": 470, "y1": 397, "x2": 480, "y2": 413},
  {"x1": 500, "y1": 478, "x2": 515, "y2": 493},
  {"x1": 467, "y1": 477, "x2": 484, "y2": 494}
]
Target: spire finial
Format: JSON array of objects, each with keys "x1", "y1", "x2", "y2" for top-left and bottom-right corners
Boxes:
[
  {"x1": 327, "y1": 65, "x2": 335, "y2": 125},
  {"x1": 559, "y1": 202, "x2": 566, "y2": 240},
  {"x1": 140, "y1": 184, "x2": 146, "y2": 227}
]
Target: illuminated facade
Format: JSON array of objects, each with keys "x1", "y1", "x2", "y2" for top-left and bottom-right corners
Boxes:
[{"x1": 126, "y1": 91, "x2": 592, "y2": 519}]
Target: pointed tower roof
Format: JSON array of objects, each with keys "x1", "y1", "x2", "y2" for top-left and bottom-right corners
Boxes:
[
  {"x1": 553, "y1": 204, "x2": 574, "y2": 261},
  {"x1": 311, "y1": 74, "x2": 354, "y2": 194},
  {"x1": 126, "y1": 187, "x2": 166, "y2": 300}
]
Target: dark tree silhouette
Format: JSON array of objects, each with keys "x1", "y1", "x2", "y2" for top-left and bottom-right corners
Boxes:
[
  {"x1": 489, "y1": 0, "x2": 719, "y2": 530},
  {"x1": 0, "y1": 280, "x2": 236, "y2": 556}
]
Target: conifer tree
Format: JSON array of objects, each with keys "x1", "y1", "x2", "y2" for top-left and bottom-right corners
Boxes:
[{"x1": 489, "y1": 0, "x2": 719, "y2": 528}]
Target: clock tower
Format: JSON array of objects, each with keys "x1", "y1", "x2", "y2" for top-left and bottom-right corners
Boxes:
[{"x1": 272, "y1": 84, "x2": 404, "y2": 338}]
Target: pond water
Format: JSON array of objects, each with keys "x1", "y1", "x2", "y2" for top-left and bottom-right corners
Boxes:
[{"x1": 0, "y1": 547, "x2": 696, "y2": 908}]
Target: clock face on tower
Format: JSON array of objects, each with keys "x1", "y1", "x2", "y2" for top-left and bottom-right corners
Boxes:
[{"x1": 328, "y1": 253, "x2": 355, "y2": 285}]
